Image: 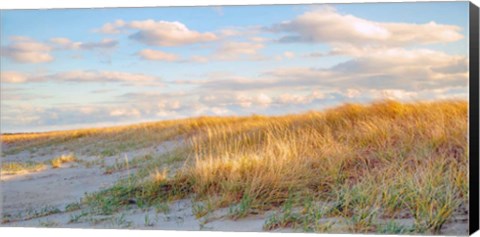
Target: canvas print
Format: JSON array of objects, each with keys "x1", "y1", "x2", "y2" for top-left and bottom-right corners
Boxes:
[{"x1": 0, "y1": 2, "x2": 475, "y2": 235}]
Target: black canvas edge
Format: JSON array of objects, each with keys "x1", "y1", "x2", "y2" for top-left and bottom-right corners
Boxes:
[{"x1": 470, "y1": 1, "x2": 480, "y2": 236}]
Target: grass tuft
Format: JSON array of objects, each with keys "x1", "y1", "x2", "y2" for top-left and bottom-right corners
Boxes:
[
  {"x1": 1, "y1": 161, "x2": 46, "y2": 175},
  {"x1": 50, "y1": 154, "x2": 77, "y2": 168},
  {"x1": 12, "y1": 100, "x2": 466, "y2": 234}
]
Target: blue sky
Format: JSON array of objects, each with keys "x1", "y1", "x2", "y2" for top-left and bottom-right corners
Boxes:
[{"x1": 0, "y1": 2, "x2": 470, "y2": 133}]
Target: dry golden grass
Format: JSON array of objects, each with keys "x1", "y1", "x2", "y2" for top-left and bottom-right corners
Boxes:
[
  {"x1": 2, "y1": 100, "x2": 468, "y2": 233},
  {"x1": 151, "y1": 168, "x2": 169, "y2": 183},
  {"x1": 168, "y1": 100, "x2": 468, "y2": 233},
  {"x1": 1, "y1": 162, "x2": 46, "y2": 175},
  {"x1": 50, "y1": 154, "x2": 77, "y2": 168}
]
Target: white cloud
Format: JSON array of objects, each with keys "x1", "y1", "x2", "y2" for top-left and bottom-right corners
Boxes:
[
  {"x1": 211, "y1": 107, "x2": 230, "y2": 115},
  {"x1": 48, "y1": 70, "x2": 159, "y2": 84},
  {"x1": 1, "y1": 37, "x2": 53, "y2": 63},
  {"x1": 0, "y1": 87, "x2": 52, "y2": 101},
  {"x1": 345, "y1": 89, "x2": 361, "y2": 98},
  {"x1": 277, "y1": 93, "x2": 307, "y2": 104},
  {"x1": 255, "y1": 93, "x2": 272, "y2": 107},
  {"x1": 190, "y1": 47, "x2": 467, "y2": 94},
  {"x1": 1, "y1": 36, "x2": 118, "y2": 64},
  {"x1": 99, "y1": 19, "x2": 218, "y2": 46},
  {"x1": 80, "y1": 39, "x2": 118, "y2": 50},
  {"x1": 283, "y1": 51, "x2": 295, "y2": 59},
  {"x1": 1, "y1": 71, "x2": 28, "y2": 83},
  {"x1": 110, "y1": 108, "x2": 141, "y2": 117},
  {"x1": 2, "y1": 70, "x2": 161, "y2": 85},
  {"x1": 231, "y1": 93, "x2": 273, "y2": 108},
  {"x1": 271, "y1": 7, "x2": 463, "y2": 46},
  {"x1": 97, "y1": 20, "x2": 126, "y2": 34},
  {"x1": 185, "y1": 41, "x2": 265, "y2": 63},
  {"x1": 213, "y1": 41, "x2": 265, "y2": 61},
  {"x1": 274, "y1": 91, "x2": 326, "y2": 105},
  {"x1": 216, "y1": 26, "x2": 263, "y2": 39},
  {"x1": 330, "y1": 48, "x2": 468, "y2": 83},
  {"x1": 250, "y1": 37, "x2": 269, "y2": 43},
  {"x1": 375, "y1": 89, "x2": 419, "y2": 100},
  {"x1": 1, "y1": 36, "x2": 121, "y2": 66},
  {"x1": 218, "y1": 29, "x2": 241, "y2": 37},
  {"x1": 189, "y1": 55, "x2": 209, "y2": 63},
  {"x1": 235, "y1": 94, "x2": 252, "y2": 108},
  {"x1": 49, "y1": 38, "x2": 82, "y2": 50},
  {"x1": 137, "y1": 49, "x2": 179, "y2": 61},
  {"x1": 50, "y1": 38, "x2": 118, "y2": 50},
  {"x1": 2, "y1": 7, "x2": 469, "y2": 133},
  {"x1": 265, "y1": 48, "x2": 468, "y2": 91},
  {"x1": 169, "y1": 100, "x2": 181, "y2": 110},
  {"x1": 275, "y1": 51, "x2": 296, "y2": 61}
]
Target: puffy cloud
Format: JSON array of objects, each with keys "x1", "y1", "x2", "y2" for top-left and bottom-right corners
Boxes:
[
  {"x1": 189, "y1": 55, "x2": 209, "y2": 63},
  {"x1": 109, "y1": 108, "x2": 141, "y2": 117},
  {"x1": 99, "y1": 19, "x2": 217, "y2": 46},
  {"x1": 375, "y1": 89, "x2": 419, "y2": 100},
  {"x1": 97, "y1": 20, "x2": 126, "y2": 34},
  {"x1": 277, "y1": 93, "x2": 314, "y2": 105},
  {"x1": 184, "y1": 41, "x2": 265, "y2": 63},
  {"x1": 198, "y1": 75, "x2": 276, "y2": 91},
  {"x1": 80, "y1": 39, "x2": 118, "y2": 50},
  {"x1": 275, "y1": 51, "x2": 296, "y2": 61},
  {"x1": 1, "y1": 71, "x2": 28, "y2": 83},
  {"x1": 330, "y1": 48, "x2": 468, "y2": 84},
  {"x1": 1, "y1": 70, "x2": 160, "y2": 85},
  {"x1": 128, "y1": 20, "x2": 217, "y2": 46},
  {"x1": 305, "y1": 52, "x2": 327, "y2": 58},
  {"x1": 211, "y1": 107, "x2": 230, "y2": 115},
  {"x1": 2, "y1": 104, "x2": 151, "y2": 133},
  {"x1": 2, "y1": 83, "x2": 467, "y2": 133},
  {"x1": 137, "y1": 49, "x2": 179, "y2": 61},
  {"x1": 50, "y1": 38, "x2": 118, "y2": 50},
  {"x1": 0, "y1": 87, "x2": 52, "y2": 101},
  {"x1": 277, "y1": 93, "x2": 306, "y2": 105},
  {"x1": 118, "y1": 92, "x2": 188, "y2": 113},
  {"x1": 49, "y1": 38, "x2": 82, "y2": 50},
  {"x1": 265, "y1": 48, "x2": 468, "y2": 91},
  {"x1": 270, "y1": 7, "x2": 463, "y2": 46},
  {"x1": 219, "y1": 29, "x2": 242, "y2": 37},
  {"x1": 204, "y1": 93, "x2": 272, "y2": 108},
  {"x1": 1, "y1": 36, "x2": 120, "y2": 65},
  {"x1": 1, "y1": 37, "x2": 53, "y2": 63},
  {"x1": 250, "y1": 37, "x2": 270, "y2": 43},
  {"x1": 1, "y1": 36, "x2": 118, "y2": 64},
  {"x1": 283, "y1": 51, "x2": 295, "y2": 59},
  {"x1": 190, "y1": 47, "x2": 466, "y2": 93},
  {"x1": 216, "y1": 25, "x2": 262, "y2": 38},
  {"x1": 195, "y1": 90, "x2": 330, "y2": 110},
  {"x1": 234, "y1": 95, "x2": 252, "y2": 108},
  {"x1": 199, "y1": 92, "x2": 273, "y2": 108},
  {"x1": 213, "y1": 41, "x2": 265, "y2": 61},
  {"x1": 255, "y1": 93, "x2": 272, "y2": 107},
  {"x1": 344, "y1": 87, "x2": 468, "y2": 102},
  {"x1": 44, "y1": 70, "x2": 159, "y2": 84},
  {"x1": 169, "y1": 100, "x2": 181, "y2": 110}
]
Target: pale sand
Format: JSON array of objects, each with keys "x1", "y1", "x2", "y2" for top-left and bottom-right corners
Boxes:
[
  {"x1": 0, "y1": 140, "x2": 271, "y2": 231},
  {"x1": 0, "y1": 140, "x2": 469, "y2": 234}
]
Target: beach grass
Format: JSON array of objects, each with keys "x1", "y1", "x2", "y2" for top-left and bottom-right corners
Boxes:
[{"x1": 1, "y1": 100, "x2": 468, "y2": 233}]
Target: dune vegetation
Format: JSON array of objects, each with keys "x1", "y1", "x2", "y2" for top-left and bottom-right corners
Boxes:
[
  {"x1": 0, "y1": 161, "x2": 46, "y2": 175},
  {"x1": 1, "y1": 100, "x2": 468, "y2": 234},
  {"x1": 50, "y1": 154, "x2": 77, "y2": 168}
]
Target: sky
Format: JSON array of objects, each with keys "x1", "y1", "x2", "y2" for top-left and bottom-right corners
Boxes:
[{"x1": 0, "y1": 2, "x2": 470, "y2": 133}]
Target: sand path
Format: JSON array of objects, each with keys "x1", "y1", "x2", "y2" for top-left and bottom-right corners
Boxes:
[
  {"x1": 0, "y1": 141, "x2": 270, "y2": 231},
  {"x1": 0, "y1": 140, "x2": 469, "y2": 234}
]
